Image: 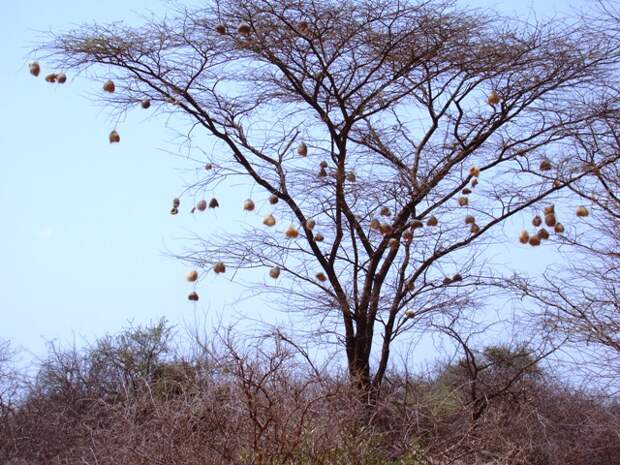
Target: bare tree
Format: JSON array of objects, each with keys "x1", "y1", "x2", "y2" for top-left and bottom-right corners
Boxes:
[{"x1": 37, "y1": 0, "x2": 620, "y2": 394}]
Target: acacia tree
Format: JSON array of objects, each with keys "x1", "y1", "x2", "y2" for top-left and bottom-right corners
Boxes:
[{"x1": 38, "y1": 0, "x2": 620, "y2": 393}]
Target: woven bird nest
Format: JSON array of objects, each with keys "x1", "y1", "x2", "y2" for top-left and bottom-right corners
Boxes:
[
  {"x1": 465, "y1": 215, "x2": 475, "y2": 225},
  {"x1": 462, "y1": 188, "x2": 472, "y2": 195},
  {"x1": 196, "y1": 200, "x2": 208, "y2": 212},
  {"x1": 243, "y1": 199, "x2": 255, "y2": 211},
  {"x1": 487, "y1": 90, "x2": 501, "y2": 106},
  {"x1": 170, "y1": 207, "x2": 178, "y2": 215},
  {"x1": 285, "y1": 226, "x2": 299, "y2": 238},
  {"x1": 172, "y1": 198, "x2": 180, "y2": 208},
  {"x1": 426, "y1": 216, "x2": 438, "y2": 227},
  {"x1": 188, "y1": 291, "x2": 199, "y2": 301},
  {"x1": 314, "y1": 233, "x2": 325, "y2": 242},
  {"x1": 269, "y1": 194, "x2": 279, "y2": 205},
  {"x1": 471, "y1": 178, "x2": 479, "y2": 188},
  {"x1": 109, "y1": 130, "x2": 120, "y2": 143},
  {"x1": 545, "y1": 214, "x2": 556, "y2": 227},
  {"x1": 141, "y1": 99, "x2": 151, "y2": 109},
  {"x1": 370, "y1": 219, "x2": 381, "y2": 231},
  {"x1": 262, "y1": 214, "x2": 276, "y2": 227},
  {"x1": 402, "y1": 230, "x2": 413, "y2": 243},
  {"x1": 213, "y1": 262, "x2": 226, "y2": 274},
  {"x1": 297, "y1": 142, "x2": 308, "y2": 157},
  {"x1": 404, "y1": 310, "x2": 415, "y2": 319},
  {"x1": 543, "y1": 204, "x2": 555, "y2": 215},
  {"x1": 388, "y1": 238, "x2": 399, "y2": 250},
  {"x1": 519, "y1": 230, "x2": 530, "y2": 244},
  {"x1": 186, "y1": 270, "x2": 198, "y2": 282},
  {"x1": 537, "y1": 228, "x2": 550, "y2": 240},
  {"x1": 319, "y1": 160, "x2": 328, "y2": 168},
  {"x1": 411, "y1": 220, "x2": 423, "y2": 229},
  {"x1": 56, "y1": 73, "x2": 67, "y2": 84},
  {"x1": 28, "y1": 61, "x2": 40, "y2": 77},
  {"x1": 269, "y1": 266, "x2": 281, "y2": 279},
  {"x1": 576, "y1": 206, "x2": 589, "y2": 217},
  {"x1": 45, "y1": 73, "x2": 57, "y2": 83},
  {"x1": 215, "y1": 24, "x2": 227, "y2": 34},
  {"x1": 103, "y1": 80, "x2": 115, "y2": 93},
  {"x1": 319, "y1": 167, "x2": 327, "y2": 177},
  {"x1": 209, "y1": 198, "x2": 219, "y2": 209},
  {"x1": 305, "y1": 219, "x2": 316, "y2": 230},
  {"x1": 458, "y1": 196, "x2": 469, "y2": 207},
  {"x1": 469, "y1": 166, "x2": 481, "y2": 177},
  {"x1": 554, "y1": 223, "x2": 565, "y2": 234},
  {"x1": 529, "y1": 236, "x2": 541, "y2": 246},
  {"x1": 539, "y1": 159, "x2": 552, "y2": 171},
  {"x1": 315, "y1": 272, "x2": 327, "y2": 282},
  {"x1": 470, "y1": 223, "x2": 480, "y2": 234},
  {"x1": 380, "y1": 223, "x2": 393, "y2": 236},
  {"x1": 346, "y1": 171, "x2": 357, "y2": 182},
  {"x1": 237, "y1": 22, "x2": 251, "y2": 35},
  {"x1": 380, "y1": 206, "x2": 391, "y2": 217},
  {"x1": 532, "y1": 215, "x2": 542, "y2": 227}
]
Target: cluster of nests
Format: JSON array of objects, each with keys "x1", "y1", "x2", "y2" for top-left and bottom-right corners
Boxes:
[
  {"x1": 213, "y1": 19, "x2": 311, "y2": 37},
  {"x1": 29, "y1": 61, "x2": 67, "y2": 84},
  {"x1": 518, "y1": 204, "x2": 589, "y2": 247}
]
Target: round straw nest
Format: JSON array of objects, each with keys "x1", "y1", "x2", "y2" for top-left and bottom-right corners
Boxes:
[
  {"x1": 263, "y1": 214, "x2": 276, "y2": 227},
  {"x1": 285, "y1": 225, "x2": 299, "y2": 238},
  {"x1": 519, "y1": 230, "x2": 529, "y2": 244},
  {"x1": 103, "y1": 80, "x2": 115, "y2": 93},
  {"x1": 576, "y1": 206, "x2": 589, "y2": 217},
  {"x1": 487, "y1": 90, "x2": 501, "y2": 106},
  {"x1": 269, "y1": 266, "x2": 281, "y2": 279},
  {"x1": 297, "y1": 142, "x2": 308, "y2": 157},
  {"x1": 196, "y1": 200, "x2": 208, "y2": 212},
  {"x1": 28, "y1": 61, "x2": 40, "y2": 77},
  {"x1": 109, "y1": 130, "x2": 120, "y2": 143},
  {"x1": 243, "y1": 199, "x2": 255, "y2": 211},
  {"x1": 213, "y1": 262, "x2": 226, "y2": 274},
  {"x1": 188, "y1": 291, "x2": 199, "y2": 301},
  {"x1": 186, "y1": 270, "x2": 198, "y2": 282}
]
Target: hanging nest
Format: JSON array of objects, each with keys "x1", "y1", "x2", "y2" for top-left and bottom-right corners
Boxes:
[
  {"x1": 539, "y1": 159, "x2": 552, "y2": 171},
  {"x1": 103, "y1": 80, "x2": 115, "y2": 93},
  {"x1": 318, "y1": 167, "x2": 327, "y2": 177},
  {"x1": 388, "y1": 238, "x2": 399, "y2": 250},
  {"x1": 188, "y1": 291, "x2": 199, "y2": 301},
  {"x1": 554, "y1": 223, "x2": 565, "y2": 234},
  {"x1": 45, "y1": 73, "x2": 57, "y2": 83},
  {"x1": 205, "y1": 163, "x2": 214, "y2": 170},
  {"x1": 314, "y1": 233, "x2": 325, "y2": 242},
  {"x1": 109, "y1": 130, "x2": 120, "y2": 143},
  {"x1": 532, "y1": 215, "x2": 542, "y2": 227},
  {"x1": 237, "y1": 22, "x2": 251, "y2": 35},
  {"x1": 269, "y1": 266, "x2": 281, "y2": 279},
  {"x1": 305, "y1": 219, "x2": 316, "y2": 230},
  {"x1": 269, "y1": 194, "x2": 279, "y2": 205},
  {"x1": 471, "y1": 178, "x2": 479, "y2": 188},
  {"x1": 297, "y1": 21, "x2": 309, "y2": 33},
  {"x1": 297, "y1": 142, "x2": 308, "y2": 157},
  {"x1": 380, "y1": 223, "x2": 393, "y2": 236},
  {"x1": 346, "y1": 171, "x2": 357, "y2": 182},
  {"x1": 426, "y1": 216, "x2": 438, "y2": 227},
  {"x1": 529, "y1": 236, "x2": 541, "y2": 247},
  {"x1": 370, "y1": 219, "x2": 381, "y2": 231},
  {"x1": 28, "y1": 61, "x2": 40, "y2": 77},
  {"x1": 197, "y1": 200, "x2": 208, "y2": 211},
  {"x1": 319, "y1": 160, "x2": 328, "y2": 168},
  {"x1": 404, "y1": 310, "x2": 415, "y2": 319},
  {"x1": 186, "y1": 270, "x2": 198, "y2": 282},
  {"x1": 487, "y1": 90, "x2": 501, "y2": 106},
  {"x1": 170, "y1": 207, "x2": 179, "y2": 215},
  {"x1": 519, "y1": 230, "x2": 530, "y2": 244},
  {"x1": 56, "y1": 73, "x2": 67, "y2": 84},
  {"x1": 285, "y1": 225, "x2": 299, "y2": 238},
  {"x1": 380, "y1": 206, "x2": 391, "y2": 217},
  {"x1": 402, "y1": 230, "x2": 413, "y2": 243},
  {"x1": 543, "y1": 204, "x2": 555, "y2": 215},
  {"x1": 464, "y1": 215, "x2": 476, "y2": 225},
  {"x1": 209, "y1": 198, "x2": 219, "y2": 209},
  {"x1": 469, "y1": 166, "x2": 481, "y2": 177},
  {"x1": 411, "y1": 220, "x2": 424, "y2": 229},
  {"x1": 213, "y1": 262, "x2": 226, "y2": 274},
  {"x1": 537, "y1": 228, "x2": 550, "y2": 240},
  {"x1": 470, "y1": 223, "x2": 480, "y2": 234},
  {"x1": 141, "y1": 99, "x2": 151, "y2": 109},
  {"x1": 442, "y1": 277, "x2": 452, "y2": 285},
  {"x1": 405, "y1": 279, "x2": 415, "y2": 291},
  {"x1": 263, "y1": 214, "x2": 276, "y2": 227},
  {"x1": 215, "y1": 24, "x2": 227, "y2": 34},
  {"x1": 452, "y1": 273, "x2": 463, "y2": 282},
  {"x1": 458, "y1": 196, "x2": 469, "y2": 207},
  {"x1": 243, "y1": 199, "x2": 255, "y2": 211},
  {"x1": 462, "y1": 188, "x2": 472, "y2": 195},
  {"x1": 172, "y1": 197, "x2": 180, "y2": 208},
  {"x1": 315, "y1": 272, "x2": 327, "y2": 282},
  {"x1": 576, "y1": 206, "x2": 589, "y2": 217},
  {"x1": 545, "y1": 213, "x2": 556, "y2": 227}
]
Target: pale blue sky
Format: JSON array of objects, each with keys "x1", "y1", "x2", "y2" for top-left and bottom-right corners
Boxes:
[{"x1": 1, "y1": 0, "x2": 590, "y2": 364}]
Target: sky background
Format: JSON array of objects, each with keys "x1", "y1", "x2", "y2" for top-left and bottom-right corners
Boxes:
[{"x1": 1, "y1": 0, "x2": 592, "y2": 367}]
